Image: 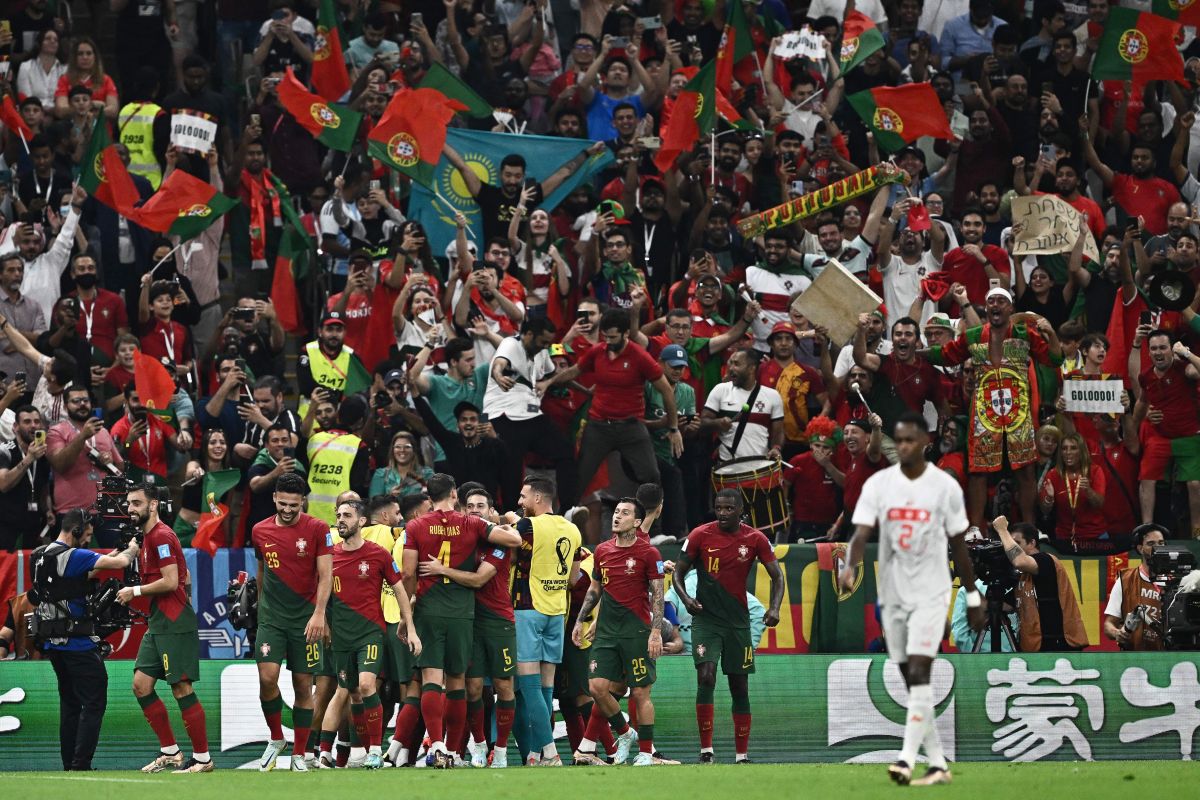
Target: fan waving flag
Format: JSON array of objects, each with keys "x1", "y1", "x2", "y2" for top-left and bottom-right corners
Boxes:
[
  {"x1": 312, "y1": 0, "x2": 351, "y2": 100},
  {"x1": 1092, "y1": 8, "x2": 1184, "y2": 83},
  {"x1": 0, "y1": 95, "x2": 33, "y2": 142},
  {"x1": 841, "y1": 11, "x2": 886, "y2": 73},
  {"x1": 1151, "y1": 0, "x2": 1200, "y2": 27},
  {"x1": 192, "y1": 469, "x2": 244, "y2": 556},
  {"x1": 848, "y1": 83, "x2": 954, "y2": 152},
  {"x1": 368, "y1": 88, "x2": 467, "y2": 187},
  {"x1": 266, "y1": 173, "x2": 312, "y2": 334},
  {"x1": 133, "y1": 348, "x2": 176, "y2": 412},
  {"x1": 130, "y1": 168, "x2": 238, "y2": 239},
  {"x1": 277, "y1": 68, "x2": 361, "y2": 151},
  {"x1": 419, "y1": 62, "x2": 495, "y2": 119},
  {"x1": 79, "y1": 118, "x2": 140, "y2": 217},
  {"x1": 715, "y1": 0, "x2": 755, "y2": 95}
]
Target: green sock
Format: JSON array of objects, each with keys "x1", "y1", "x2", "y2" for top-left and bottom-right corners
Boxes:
[
  {"x1": 696, "y1": 685, "x2": 715, "y2": 704},
  {"x1": 639, "y1": 723, "x2": 654, "y2": 749},
  {"x1": 363, "y1": 693, "x2": 382, "y2": 709},
  {"x1": 176, "y1": 693, "x2": 199, "y2": 711},
  {"x1": 292, "y1": 706, "x2": 313, "y2": 730},
  {"x1": 608, "y1": 712, "x2": 628, "y2": 735},
  {"x1": 320, "y1": 730, "x2": 336, "y2": 747},
  {"x1": 137, "y1": 692, "x2": 159, "y2": 709}
]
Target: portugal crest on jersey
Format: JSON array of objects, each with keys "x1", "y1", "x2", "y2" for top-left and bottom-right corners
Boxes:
[
  {"x1": 297, "y1": 538, "x2": 308, "y2": 555},
  {"x1": 359, "y1": 560, "x2": 370, "y2": 576},
  {"x1": 625, "y1": 557, "x2": 637, "y2": 574}
]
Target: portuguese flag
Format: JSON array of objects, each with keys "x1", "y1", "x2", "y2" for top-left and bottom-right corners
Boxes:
[
  {"x1": 79, "y1": 118, "x2": 140, "y2": 217},
  {"x1": 277, "y1": 68, "x2": 361, "y2": 151},
  {"x1": 133, "y1": 348, "x2": 176, "y2": 412},
  {"x1": 1150, "y1": 0, "x2": 1200, "y2": 28},
  {"x1": 715, "y1": 0, "x2": 755, "y2": 96},
  {"x1": 655, "y1": 61, "x2": 749, "y2": 172},
  {"x1": 311, "y1": 0, "x2": 351, "y2": 101},
  {"x1": 1092, "y1": 8, "x2": 1184, "y2": 83},
  {"x1": 419, "y1": 62, "x2": 494, "y2": 119},
  {"x1": 192, "y1": 469, "x2": 243, "y2": 556},
  {"x1": 840, "y1": 11, "x2": 886, "y2": 73},
  {"x1": 0, "y1": 95, "x2": 32, "y2": 142},
  {"x1": 130, "y1": 168, "x2": 237, "y2": 239},
  {"x1": 848, "y1": 83, "x2": 953, "y2": 152},
  {"x1": 267, "y1": 173, "x2": 312, "y2": 334},
  {"x1": 367, "y1": 88, "x2": 467, "y2": 187}
]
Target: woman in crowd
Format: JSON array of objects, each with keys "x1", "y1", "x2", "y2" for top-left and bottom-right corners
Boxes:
[
  {"x1": 54, "y1": 36, "x2": 119, "y2": 121},
  {"x1": 508, "y1": 197, "x2": 572, "y2": 320},
  {"x1": 17, "y1": 29, "x2": 68, "y2": 111},
  {"x1": 1040, "y1": 432, "x2": 1107, "y2": 546},
  {"x1": 369, "y1": 430, "x2": 433, "y2": 498},
  {"x1": 176, "y1": 430, "x2": 237, "y2": 545}
]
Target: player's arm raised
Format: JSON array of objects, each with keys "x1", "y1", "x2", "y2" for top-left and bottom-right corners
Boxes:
[
  {"x1": 419, "y1": 557, "x2": 497, "y2": 589},
  {"x1": 307, "y1": 552, "x2": 332, "y2": 644},
  {"x1": 572, "y1": 577, "x2": 602, "y2": 646},
  {"x1": 387, "y1": 576, "x2": 422, "y2": 657},
  {"x1": 671, "y1": 550, "x2": 702, "y2": 614},
  {"x1": 648, "y1": 577, "x2": 665, "y2": 659}
]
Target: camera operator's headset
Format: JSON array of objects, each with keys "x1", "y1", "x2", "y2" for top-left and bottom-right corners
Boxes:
[{"x1": 1131, "y1": 523, "x2": 1170, "y2": 549}]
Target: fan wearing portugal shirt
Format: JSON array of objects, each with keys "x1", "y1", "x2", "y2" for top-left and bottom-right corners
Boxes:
[
  {"x1": 250, "y1": 472, "x2": 334, "y2": 771},
  {"x1": 673, "y1": 490, "x2": 783, "y2": 765},
  {"x1": 401, "y1": 473, "x2": 522, "y2": 768},
  {"x1": 569, "y1": 498, "x2": 678, "y2": 767},
  {"x1": 317, "y1": 499, "x2": 419, "y2": 771}
]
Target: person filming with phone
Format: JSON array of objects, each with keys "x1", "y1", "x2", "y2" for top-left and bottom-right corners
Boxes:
[{"x1": 0, "y1": 404, "x2": 52, "y2": 551}]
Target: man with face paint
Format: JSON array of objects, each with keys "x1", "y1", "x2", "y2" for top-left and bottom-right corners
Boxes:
[{"x1": 296, "y1": 310, "x2": 367, "y2": 419}]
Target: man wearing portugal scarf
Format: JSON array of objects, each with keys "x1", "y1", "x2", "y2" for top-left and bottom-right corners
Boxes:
[
  {"x1": 926, "y1": 288, "x2": 1063, "y2": 533},
  {"x1": 227, "y1": 123, "x2": 281, "y2": 293},
  {"x1": 581, "y1": 216, "x2": 647, "y2": 311}
]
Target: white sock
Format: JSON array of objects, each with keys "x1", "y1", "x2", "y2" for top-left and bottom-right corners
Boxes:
[
  {"x1": 923, "y1": 716, "x2": 947, "y2": 771},
  {"x1": 369, "y1": 745, "x2": 381, "y2": 756},
  {"x1": 162, "y1": 745, "x2": 181, "y2": 756},
  {"x1": 899, "y1": 684, "x2": 933, "y2": 767},
  {"x1": 542, "y1": 744, "x2": 558, "y2": 759},
  {"x1": 735, "y1": 753, "x2": 748, "y2": 762},
  {"x1": 192, "y1": 751, "x2": 210, "y2": 763},
  {"x1": 386, "y1": 740, "x2": 402, "y2": 759},
  {"x1": 578, "y1": 737, "x2": 597, "y2": 753},
  {"x1": 700, "y1": 747, "x2": 714, "y2": 754}
]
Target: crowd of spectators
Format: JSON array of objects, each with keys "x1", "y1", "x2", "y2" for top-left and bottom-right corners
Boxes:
[{"x1": 2, "y1": 0, "x2": 1200, "y2": 562}]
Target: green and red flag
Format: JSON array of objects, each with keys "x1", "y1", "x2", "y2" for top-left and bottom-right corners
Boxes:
[
  {"x1": 277, "y1": 67, "x2": 361, "y2": 151},
  {"x1": 79, "y1": 118, "x2": 140, "y2": 217},
  {"x1": 367, "y1": 88, "x2": 467, "y2": 186},
  {"x1": 345, "y1": 354, "x2": 372, "y2": 395},
  {"x1": 133, "y1": 348, "x2": 176, "y2": 413},
  {"x1": 0, "y1": 95, "x2": 32, "y2": 142},
  {"x1": 1092, "y1": 8, "x2": 1184, "y2": 83},
  {"x1": 1150, "y1": 0, "x2": 1200, "y2": 28},
  {"x1": 311, "y1": 0, "x2": 351, "y2": 101},
  {"x1": 655, "y1": 61, "x2": 749, "y2": 172},
  {"x1": 130, "y1": 168, "x2": 237, "y2": 239},
  {"x1": 191, "y1": 469, "x2": 243, "y2": 556},
  {"x1": 840, "y1": 11, "x2": 886, "y2": 73},
  {"x1": 418, "y1": 62, "x2": 494, "y2": 119},
  {"x1": 266, "y1": 173, "x2": 312, "y2": 334},
  {"x1": 715, "y1": 0, "x2": 756, "y2": 96},
  {"x1": 848, "y1": 83, "x2": 954, "y2": 152}
]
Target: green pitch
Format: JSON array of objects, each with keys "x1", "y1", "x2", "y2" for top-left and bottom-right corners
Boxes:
[{"x1": 10, "y1": 762, "x2": 1197, "y2": 800}]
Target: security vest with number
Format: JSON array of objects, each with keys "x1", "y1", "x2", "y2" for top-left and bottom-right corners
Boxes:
[
  {"x1": 306, "y1": 430, "x2": 361, "y2": 524},
  {"x1": 299, "y1": 341, "x2": 355, "y2": 418},
  {"x1": 118, "y1": 102, "x2": 163, "y2": 189}
]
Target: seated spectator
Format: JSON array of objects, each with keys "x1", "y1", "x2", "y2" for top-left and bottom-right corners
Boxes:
[{"x1": 369, "y1": 430, "x2": 434, "y2": 499}]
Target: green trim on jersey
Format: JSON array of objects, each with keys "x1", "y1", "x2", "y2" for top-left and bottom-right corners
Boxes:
[
  {"x1": 260, "y1": 569, "x2": 317, "y2": 628},
  {"x1": 695, "y1": 570, "x2": 752, "y2": 629},
  {"x1": 596, "y1": 592, "x2": 650, "y2": 639}
]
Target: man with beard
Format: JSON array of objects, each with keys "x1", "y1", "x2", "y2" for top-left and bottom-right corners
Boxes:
[
  {"x1": 225, "y1": 121, "x2": 281, "y2": 288},
  {"x1": 0, "y1": 405, "x2": 51, "y2": 550},
  {"x1": 0, "y1": 254, "x2": 47, "y2": 380},
  {"x1": 854, "y1": 315, "x2": 950, "y2": 436},
  {"x1": 413, "y1": 400, "x2": 508, "y2": 502},
  {"x1": 877, "y1": 197, "x2": 946, "y2": 331},
  {"x1": 702, "y1": 349, "x2": 784, "y2": 463},
  {"x1": 296, "y1": 311, "x2": 367, "y2": 419},
  {"x1": 710, "y1": 138, "x2": 752, "y2": 212},
  {"x1": 927, "y1": 287, "x2": 1064, "y2": 531},
  {"x1": 1033, "y1": 33, "x2": 1089, "y2": 132},
  {"x1": 17, "y1": 185, "x2": 85, "y2": 324},
  {"x1": 1017, "y1": 157, "x2": 1105, "y2": 244},
  {"x1": 1132, "y1": 332, "x2": 1200, "y2": 533},
  {"x1": 759, "y1": 322, "x2": 829, "y2": 458},
  {"x1": 745, "y1": 231, "x2": 814, "y2": 350},
  {"x1": 977, "y1": 183, "x2": 1008, "y2": 246},
  {"x1": 1103, "y1": 524, "x2": 1166, "y2": 650},
  {"x1": 582, "y1": 224, "x2": 648, "y2": 312},
  {"x1": 1144, "y1": 202, "x2": 1194, "y2": 264},
  {"x1": 693, "y1": 201, "x2": 751, "y2": 278},
  {"x1": 995, "y1": 74, "x2": 1040, "y2": 163},
  {"x1": 831, "y1": 415, "x2": 886, "y2": 539},
  {"x1": 623, "y1": 175, "x2": 682, "y2": 299},
  {"x1": 948, "y1": 105, "x2": 1012, "y2": 217},
  {"x1": 250, "y1": 472, "x2": 335, "y2": 772},
  {"x1": 936, "y1": 209, "x2": 1012, "y2": 307},
  {"x1": 235, "y1": 375, "x2": 301, "y2": 461},
  {"x1": 45, "y1": 385, "x2": 123, "y2": 517},
  {"x1": 1082, "y1": 130, "x2": 1180, "y2": 235},
  {"x1": 835, "y1": 307, "x2": 893, "y2": 379}
]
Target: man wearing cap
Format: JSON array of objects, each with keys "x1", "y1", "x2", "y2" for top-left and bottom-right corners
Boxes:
[
  {"x1": 927, "y1": 286, "x2": 1063, "y2": 531},
  {"x1": 326, "y1": 250, "x2": 375, "y2": 364},
  {"x1": 760, "y1": 322, "x2": 830, "y2": 458},
  {"x1": 637, "y1": 305, "x2": 758, "y2": 405},
  {"x1": 745, "y1": 230, "x2": 814, "y2": 351},
  {"x1": 646, "y1": 344, "x2": 700, "y2": 542},
  {"x1": 622, "y1": 171, "x2": 682, "y2": 300},
  {"x1": 297, "y1": 310, "x2": 367, "y2": 420}
]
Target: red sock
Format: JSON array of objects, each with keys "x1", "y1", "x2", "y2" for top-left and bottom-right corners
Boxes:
[
  {"x1": 639, "y1": 737, "x2": 654, "y2": 754},
  {"x1": 697, "y1": 704, "x2": 715, "y2": 749},
  {"x1": 445, "y1": 694, "x2": 467, "y2": 754},
  {"x1": 352, "y1": 709, "x2": 367, "y2": 744},
  {"x1": 180, "y1": 701, "x2": 209, "y2": 753},
  {"x1": 564, "y1": 708, "x2": 584, "y2": 752},
  {"x1": 406, "y1": 718, "x2": 425, "y2": 753},
  {"x1": 583, "y1": 704, "x2": 608, "y2": 745},
  {"x1": 367, "y1": 707, "x2": 383, "y2": 749},
  {"x1": 495, "y1": 702, "x2": 516, "y2": 748},
  {"x1": 392, "y1": 702, "x2": 420, "y2": 744},
  {"x1": 420, "y1": 688, "x2": 444, "y2": 743},
  {"x1": 627, "y1": 697, "x2": 639, "y2": 730},
  {"x1": 140, "y1": 697, "x2": 176, "y2": 748},
  {"x1": 336, "y1": 746, "x2": 349, "y2": 768},
  {"x1": 468, "y1": 704, "x2": 486, "y2": 745},
  {"x1": 733, "y1": 712, "x2": 752, "y2": 755}
]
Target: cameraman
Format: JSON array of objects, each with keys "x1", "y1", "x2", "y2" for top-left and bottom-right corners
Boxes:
[
  {"x1": 33, "y1": 509, "x2": 139, "y2": 771},
  {"x1": 1103, "y1": 524, "x2": 1166, "y2": 650},
  {"x1": 993, "y1": 516, "x2": 1088, "y2": 652}
]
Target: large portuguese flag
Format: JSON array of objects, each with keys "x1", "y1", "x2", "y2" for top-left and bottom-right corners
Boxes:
[
  {"x1": 714, "y1": 0, "x2": 755, "y2": 96},
  {"x1": 311, "y1": 0, "x2": 351, "y2": 101},
  {"x1": 1092, "y1": 8, "x2": 1184, "y2": 83},
  {"x1": 191, "y1": 469, "x2": 244, "y2": 556},
  {"x1": 1150, "y1": 0, "x2": 1200, "y2": 28},
  {"x1": 840, "y1": 10, "x2": 886, "y2": 73},
  {"x1": 130, "y1": 168, "x2": 237, "y2": 240},
  {"x1": 79, "y1": 118, "x2": 140, "y2": 217},
  {"x1": 848, "y1": 83, "x2": 953, "y2": 152},
  {"x1": 367, "y1": 88, "x2": 466, "y2": 187},
  {"x1": 277, "y1": 67, "x2": 361, "y2": 151}
]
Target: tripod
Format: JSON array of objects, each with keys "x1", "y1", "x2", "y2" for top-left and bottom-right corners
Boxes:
[{"x1": 971, "y1": 582, "x2": 1019, "y2": 653}]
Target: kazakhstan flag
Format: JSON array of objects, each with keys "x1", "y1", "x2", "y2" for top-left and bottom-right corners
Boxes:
[{"x1": 411, "y1": 128, "x2": 614, "y2": 257}]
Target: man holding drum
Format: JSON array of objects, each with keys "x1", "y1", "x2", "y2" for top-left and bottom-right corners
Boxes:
[{"x1": 701, "y1": 348, "x2": 785, "y2": 463}]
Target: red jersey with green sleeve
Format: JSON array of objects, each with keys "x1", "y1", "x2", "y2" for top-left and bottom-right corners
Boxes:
[
  {"x1": 476, "y1": 546, "x2": 514, "y2": 623},
  {"x1": 404, "y1": 509, "x2": 493, "y2": 616},
  {"x1": 330, "y1": 541, "x2": 400, "y2": 640},
  {"x1": 682, "y1": 522, "x2": 776, "y2": 628},
  {"x1": 140, "y1": 522, "x2": 197, "y2": 634},
  {"x1": 253, "y1": 513, "x2": 334, "y2": 628},
  {"x1": 591, "y1": 538, "x2": 664, "y2": 639}
]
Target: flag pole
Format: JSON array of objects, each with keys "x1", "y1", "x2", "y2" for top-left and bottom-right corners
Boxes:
[
  {"x1": 752, "y1": 50, "x2": 769, "y2": 106},
  {"x1": 710, "y1": 128, "x2": 716, "y2": 183},
  {"x1": 149, "y1": 243, "x2": 184, "y2": 278},
  {"x1": 432, "y1": 189, "x2": 477, "y2": 241}
]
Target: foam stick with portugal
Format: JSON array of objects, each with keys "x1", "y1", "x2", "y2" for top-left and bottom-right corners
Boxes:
[{"x1": 736, "y1": 164, "x2": 909, "y2": 239}]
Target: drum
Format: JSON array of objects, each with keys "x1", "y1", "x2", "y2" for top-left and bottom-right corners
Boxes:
[{"x1": 711, "y1": 457, "x2": 790, "y2": 537}]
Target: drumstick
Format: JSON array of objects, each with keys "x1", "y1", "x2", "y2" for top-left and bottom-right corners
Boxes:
[{"x1": 850, "y1": 381, "x2": 873, "y2": 416}]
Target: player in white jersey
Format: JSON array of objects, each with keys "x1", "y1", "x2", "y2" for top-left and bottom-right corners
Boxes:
[{"x1": 840, "y1": 411, "x2": 981, "y2": 787}]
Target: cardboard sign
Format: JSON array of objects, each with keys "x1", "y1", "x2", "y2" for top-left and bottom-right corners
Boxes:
[
  {"x1": 792, "y1": 258, "x2": 883, "y2": 346},
  {"x1": 1063, "y1": 379, "x2": 1125, "y2": 414},
  {"x1": 169, "y1": 111, "x2": 217, "y2": 154},
  {"x1": 1010, "y1": 195, "x2": 1100, "y2": 265}
]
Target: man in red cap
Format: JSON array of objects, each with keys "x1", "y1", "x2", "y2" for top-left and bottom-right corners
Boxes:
[
  {"x1": 297, "y1": 310, "x2": 367, "y2": 419},
  {"x1": 759, "y1": 321, "x2": 830, "y2": 459}
]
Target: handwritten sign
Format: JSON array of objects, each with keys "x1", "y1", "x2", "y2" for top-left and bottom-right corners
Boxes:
[
  {"x1": 1063, "y1": 379, "x2": 1125, "y2": 414},
  {"x1": 170, "y1": 111, "x2": 217, "y2": 154},
  {"x1": 792, "y1": 259, "x2": 882, "y2": 346},
  {"x1": 1010, "y1": 195, "x2": 1100, "y2": 265},
  {"x1": 775, "y1": 28, "x2": 827, "y2": 61}
]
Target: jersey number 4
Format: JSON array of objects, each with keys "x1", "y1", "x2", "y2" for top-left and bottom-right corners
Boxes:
[{"x1": 437, "y1": 541, "x2": 452, "y2": 583}]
